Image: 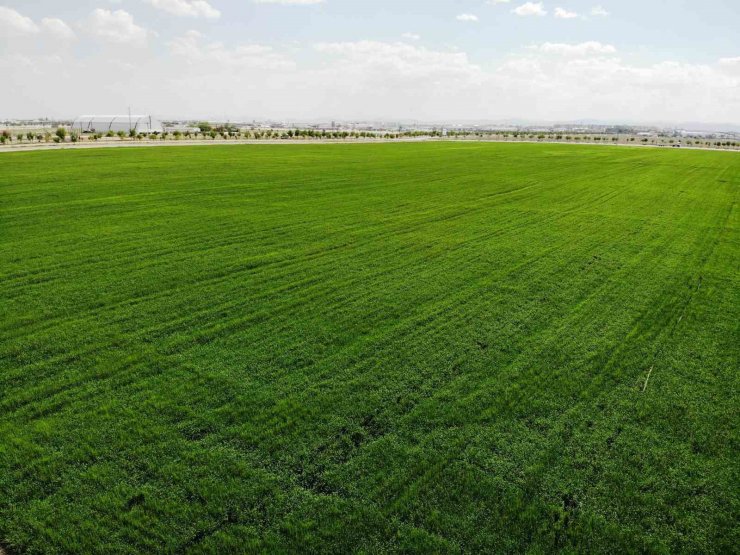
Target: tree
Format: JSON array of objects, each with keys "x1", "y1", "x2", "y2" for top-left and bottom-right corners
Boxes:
[
  {"x1": 117, "y1": 131, "x2": 126, "y2": 140},
  {"x1": 55, "y1": 127, "x2": 67, "y2": 142},
  {"x1": 27, "y1": 132, "x2": 35, "y2": 142},
  {"x1": 70, "y1": 130, "x2": 80, "y2": 143}
]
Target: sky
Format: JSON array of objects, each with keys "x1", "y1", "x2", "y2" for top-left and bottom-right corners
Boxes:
[{"x1": 1, "y1": 0, "x2": 739, "y2": 124}]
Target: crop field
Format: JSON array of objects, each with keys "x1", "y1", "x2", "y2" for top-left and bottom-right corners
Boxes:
[{"x1": 0, "y1": 143, "x2": 738, "y2": 553}]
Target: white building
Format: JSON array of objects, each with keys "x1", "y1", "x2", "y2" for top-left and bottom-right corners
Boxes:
[{"x1": 72, "y1": 115, "x2": 164, "y2": 134}]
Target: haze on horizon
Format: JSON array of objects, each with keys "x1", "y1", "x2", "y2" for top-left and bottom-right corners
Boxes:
[{"x1": 0, "y1": 0, "x2": 738, "y2": 125}]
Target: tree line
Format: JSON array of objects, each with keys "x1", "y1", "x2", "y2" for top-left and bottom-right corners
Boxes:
[{"x1": 1, "y1": 127, "x2": 739, "y2": 150}]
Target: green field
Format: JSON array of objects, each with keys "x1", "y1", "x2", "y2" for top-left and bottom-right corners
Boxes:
[{"x1": 1, "y1": 143, "x2": 738, "y2": 553}]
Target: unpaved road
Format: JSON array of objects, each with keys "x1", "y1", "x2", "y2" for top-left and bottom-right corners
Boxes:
[{"x1": 0, "y1": 137, "x2": 737, "y2": 154}]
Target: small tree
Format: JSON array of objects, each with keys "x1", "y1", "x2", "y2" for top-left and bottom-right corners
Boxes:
[
  {"x1": 70, "y1": 130, "x2": 80, "y2": 143},
  {"x1": 27, "y1": 132, "x2": 35, "y2": 142},
  {"x1": 117, "y1": 131, "x2": 126, "y2": 140},
  {"x1": 17, "y1": 133, "x2": 24, "y2": 143},
  {"x1": 56, "y1": 127, "x2": 67, "y2": 142}
]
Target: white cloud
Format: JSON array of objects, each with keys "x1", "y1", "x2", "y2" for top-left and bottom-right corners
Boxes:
[
  {"x1": 718, "y1": 57, "x2": 740, "y2": 74},
  {"x1": 41, "y1": 18, "x2": 77, "y2": 41},
  {"x1": 493, "y1": 53, "x2": 739, "y2": 123},
  {"x1": 87, "y1": 9, "x2": 149, "y2": 44},
  {"x1": 0, "y1": 21, "x2": 738, "y2": 126},
  {"x1": 253, "y1": 0, "x2": 325, "y2": 4},
  {"x1": 314, "y1": 41, "x2": 483, "y2": 86},
  {"x1": 0, "y1": 8, "x2": 76, "y2": 42},
  {"x1": 591, "y1": 5, "x2": 609, "y2": 17},
  {"x1": 487, "y1": 0, "x2": 511, "y2": 3},
  {"x1": 0, "y1": 6, "x2": 39, "y2": 35},
  {"x1": 402, "y1": 32, "x2": 421, "y2": 40},
  {"x1": 168, "y1": 30, "x2": 295, "y2": 70},
  {"x1": 513, "y1": 2, "x2": 547, "y2": 17},
  {"x1": 145, "y1": 0, "x2": 221, "y2": 19},
  {"x1": 554, "y1": 7, "x2": 579, "y2": 19},
  {"x1": 456, "y1": 13, "x2": 479, "y2": 22},
  {"x1": 0, "y1": 43, "x2": 738, "y2": 125},
  {"x1": 531, "y1": 41, "x2": 616, "y2": 56}
]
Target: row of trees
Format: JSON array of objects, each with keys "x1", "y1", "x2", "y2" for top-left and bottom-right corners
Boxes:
[
  {"x1": 2, "y1": 128, "x2": 739, "y2": 150},
  {"x1": 0, "y1": 128, "x2": 78, "y2": 144}
]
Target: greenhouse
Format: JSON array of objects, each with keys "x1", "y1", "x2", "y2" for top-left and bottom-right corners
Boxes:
[{"x1": 71, "y1": 115, "x2": 164, "y2": 134}]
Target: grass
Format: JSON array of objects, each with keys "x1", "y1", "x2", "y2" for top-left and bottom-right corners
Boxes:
[{"x1": 0, "y1": 143, "x2": 738, "y2": 553}]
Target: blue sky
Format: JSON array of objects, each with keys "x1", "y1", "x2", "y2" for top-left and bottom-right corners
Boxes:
[{"x1": 1, "y1": 1, "x2": 739, "y2": 123}]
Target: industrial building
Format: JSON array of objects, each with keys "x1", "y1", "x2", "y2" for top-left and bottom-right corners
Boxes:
[{"x1": 71, "y1": 115, "x2": 164, "y2": 134}]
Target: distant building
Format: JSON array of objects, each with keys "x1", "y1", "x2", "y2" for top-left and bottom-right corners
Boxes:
[
  {"x1": 165, "y1": 125, "x2": 201, "y2": 133},
  {"x1": 71, "y1": 115, "x2": 164, "y2": 134}
]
